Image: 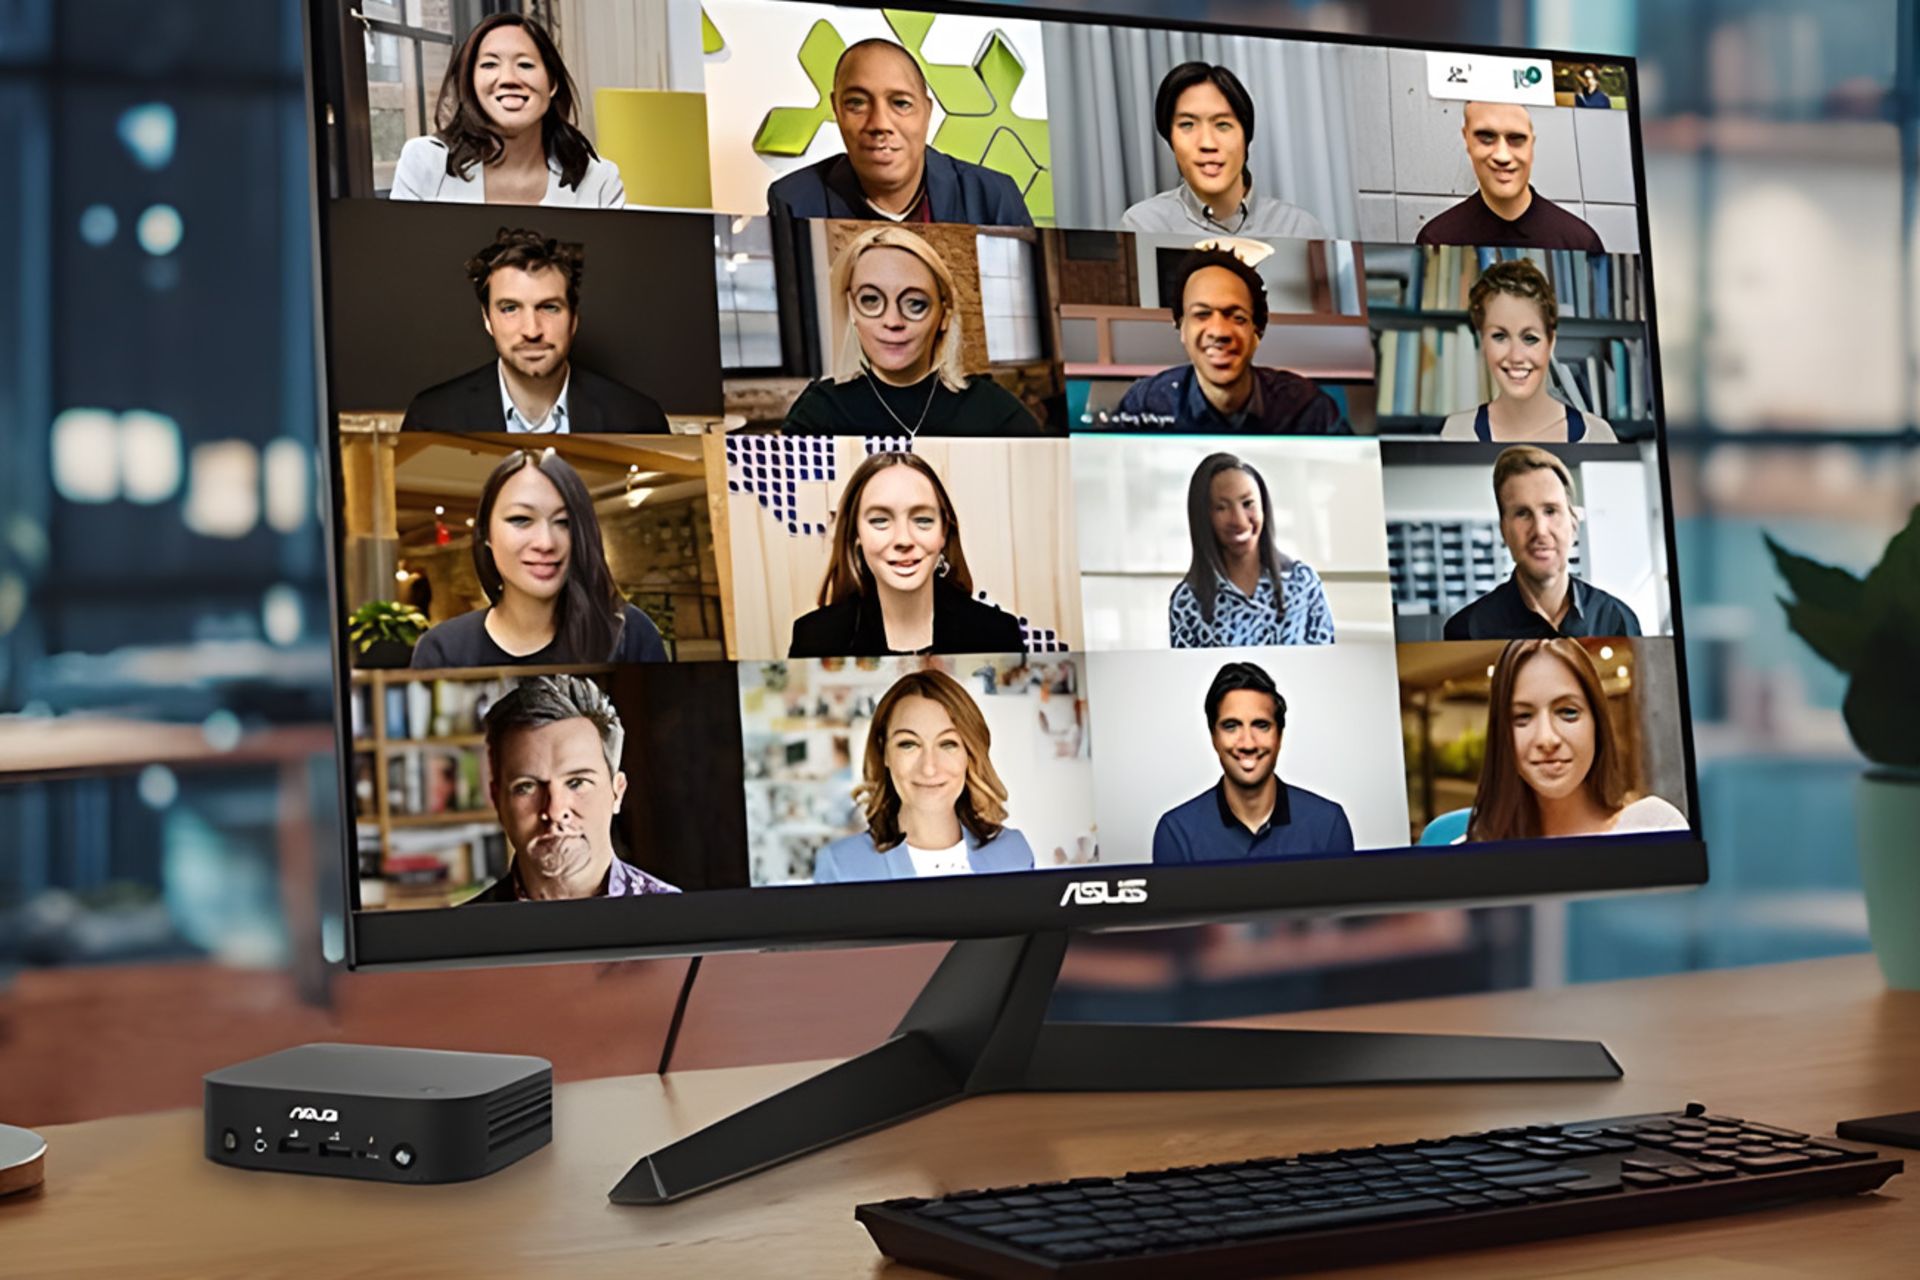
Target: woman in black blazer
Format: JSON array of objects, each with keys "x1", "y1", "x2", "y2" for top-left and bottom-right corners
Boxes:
[{"x1": 788, "y1": 451, "x2": 1023, "y2": 658}]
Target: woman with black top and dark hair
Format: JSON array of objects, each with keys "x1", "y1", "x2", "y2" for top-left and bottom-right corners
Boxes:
[
  {"x1": 1167, "y1": 452, "x2": 1333, "y2": 647},
  {"x1": 389, "y1": 13, "x2": 624, "y2": 207},
  {"x1": 411, "y1": 449, "x2": 666, "y2": 667},
  {"x1": 787, "y1": 451, "x2": 1024, "y2": 658}
]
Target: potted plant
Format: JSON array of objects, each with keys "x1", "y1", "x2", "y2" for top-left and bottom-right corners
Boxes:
[
  {"x1": 347, "y1": 600, "x2": 429, "y2": 669},
  {"x1": 1767, "y1": 504, "x2": 1920, "y2": 988}
]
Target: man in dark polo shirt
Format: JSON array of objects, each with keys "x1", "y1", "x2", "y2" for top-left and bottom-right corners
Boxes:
[
  {"x1": 1152, "y1": 661, "x2": 1356, "y2": 864},
  {"x1": 1416, "y1": 101, "x2": 1604, "y2": 252},
  {"x1": 1445, "y1": 445, "x2": 1643, "y2": 640},
  {"x1": 765, "y1": 38, "x2": 1031, "y2": 227},
  {"x1": 464, "y1": 675, "x2": 680, "y2": 904},
  {"x1": 1114, "y1": 248, "x2": 1347, "y2": 434}
]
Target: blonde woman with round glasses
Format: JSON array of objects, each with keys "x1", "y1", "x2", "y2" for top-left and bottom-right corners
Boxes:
[{"x1": 782, "y1": 225, "x2": 1041, "y2": 438}]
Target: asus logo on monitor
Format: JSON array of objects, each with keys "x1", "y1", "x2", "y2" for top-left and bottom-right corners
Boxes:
[
  {"x1": 1059, "y1": 879, "x2": 1148, "y2": 907},
  {"x1": 288, "y1": 1105, "x2": 339, "y2": 1123}
]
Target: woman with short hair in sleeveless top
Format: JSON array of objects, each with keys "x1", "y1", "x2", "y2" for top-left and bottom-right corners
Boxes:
[{"x1": 1440, "y1": 258, "x2": 1617, "y2": 444}]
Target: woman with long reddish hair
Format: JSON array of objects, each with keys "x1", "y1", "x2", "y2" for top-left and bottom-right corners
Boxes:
[{"x1": 1467, "y1": 638, "x2": 1684, "y2": 842}]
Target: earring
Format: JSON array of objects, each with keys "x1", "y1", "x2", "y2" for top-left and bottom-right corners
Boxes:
[{"x1": 937, "y1": 554, "x2": 951, "y2": 578}]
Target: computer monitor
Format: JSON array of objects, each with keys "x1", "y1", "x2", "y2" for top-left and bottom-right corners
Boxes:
[{"x1": 307, "y1": 0, "x2": 1701, "y2": 1203}]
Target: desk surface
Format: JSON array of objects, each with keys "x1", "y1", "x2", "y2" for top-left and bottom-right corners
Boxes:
[{"x1": 8, "y1": 954, "x2": 1917, "y2": 1279}]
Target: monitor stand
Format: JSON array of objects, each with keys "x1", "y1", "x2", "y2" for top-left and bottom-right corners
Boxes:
[{"x1": 610, "y1": 930, "x2": 1619, "y2": 1204}]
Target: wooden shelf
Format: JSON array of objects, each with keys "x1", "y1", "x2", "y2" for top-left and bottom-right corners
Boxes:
[
  {"x1": 1369, "y1": 307, "x2": 1644, "y2": 334},
  {"x1": 385, "y1": 810, "x2": 497, "y2": 828},
  {"x1": 384, "y1": 734, "x2": 486, "y2": 748}
]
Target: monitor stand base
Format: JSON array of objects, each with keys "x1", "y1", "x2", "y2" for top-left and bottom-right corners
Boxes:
[{"x1": 609, "y1": 931, "x2": 1619, "y2": 1204}]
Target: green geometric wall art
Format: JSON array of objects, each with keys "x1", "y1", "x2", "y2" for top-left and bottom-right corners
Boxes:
[{"x1": 702, "y1": 8, "x2": 724, "y2": 55}]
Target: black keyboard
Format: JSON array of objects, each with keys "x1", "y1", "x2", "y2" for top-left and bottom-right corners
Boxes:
[{"x1": 856, "y1": 1104, "x2": 1902, "y2": 1278}]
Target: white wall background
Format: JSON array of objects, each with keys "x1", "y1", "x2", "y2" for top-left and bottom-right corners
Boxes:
[
  {"x1": 701, "y1": 1, "x2": 1049, "y2": 216},
  {"x1": 1086, "y1": 645, "x2": 1411, "y2": 863},
  {"x1": 1340, "y1": 47, "x2": 1641, "y2": 251},
  {"x1": 1074, "y1": 436, "x2": 1394, "y2": 649}
]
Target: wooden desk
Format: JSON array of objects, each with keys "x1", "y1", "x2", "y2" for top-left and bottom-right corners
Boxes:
[{"x1": 7, "y1": 955, "x2": 1916, "y2": 1279}]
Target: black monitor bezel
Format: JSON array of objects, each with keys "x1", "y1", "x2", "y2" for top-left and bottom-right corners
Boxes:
[{"x1": 305, "y1": 0, "x2": 1703, "y2": 972}]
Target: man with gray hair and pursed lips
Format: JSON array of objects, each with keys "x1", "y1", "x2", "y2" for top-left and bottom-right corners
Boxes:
[
  {"x1": 765, "y1": 36, "x2": 1032, "y2": 226},
  {"x1": 465, "y1": 674, "x2": 679, "y2": 903}
]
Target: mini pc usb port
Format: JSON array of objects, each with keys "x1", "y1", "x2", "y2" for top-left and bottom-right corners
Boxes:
[
  {"x1": 277, "y1": 1135, "x2": 311, "y2": 1155},
  {"x1": 318, "y1": 1141, "x2": 356, "y2": 1159}
]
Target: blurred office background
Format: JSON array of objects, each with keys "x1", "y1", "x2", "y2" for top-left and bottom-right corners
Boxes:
[{"x1": 2, "y1": 0, "x2": 1916, "y2": 1122}]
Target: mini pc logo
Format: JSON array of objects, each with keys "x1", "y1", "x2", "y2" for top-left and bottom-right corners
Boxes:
[
  {"x1": 288, "y1": 1105, "x2": 339, "y2": 1123},
  {"x1": 1514, "y1": 65, "x2": 1544, "y2": 88},
  {"x1": 1060, "y1": 879, "x2": 1148, "y2": 907}
]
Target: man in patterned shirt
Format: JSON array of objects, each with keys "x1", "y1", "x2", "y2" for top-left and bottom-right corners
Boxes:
[{"x1": 465, "y1": 675, "x2": 680, "y2": 903}]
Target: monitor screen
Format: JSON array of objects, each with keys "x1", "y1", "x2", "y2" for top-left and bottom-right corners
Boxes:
[{"x1": 311, "y1": 1, "x2": 1700, "y2": 969}]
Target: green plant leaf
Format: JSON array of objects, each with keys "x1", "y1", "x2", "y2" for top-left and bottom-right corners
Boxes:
[
  {"x1": 1861, "y1": 503, "x2": 1920, "y2": 635},
  {"x1": 1764, "y1": 531, "x2": 1865, "y2": 614},
  {"x1": 1843, "y1": 630, "x2": 1920, "y2": 770},
  {"x1": 1779, "y1": 598, "x2": 1868, "y2": 674}
]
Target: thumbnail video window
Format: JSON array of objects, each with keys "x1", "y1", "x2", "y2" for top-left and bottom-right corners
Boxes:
[
  {"x1": 739, "y1": 654, "x2": 1096, "y2": 885},
  {"x1": 722, "y1": 437, "x2": 1083, "y2": 660},
  {"x1": 1362, "y1": 244, "x2": 1653, "y2": 442},
  {"x1": 1060, "y1": 232, "x2": 1372, "y2": 434},
  {"x1": 337, "y1": 432, "x2": 728, "y2": 669},
  {"x1": 1072, "y1": 437, "x2": 1393, "y2": 650},
  {"x1": 327, "y1": 203, "x2": 723, "y2": 428},
  {"x1": 352, "y1": 664, "x2": 747, "y2": 910},
  {"x1": 1396, "y1": 638, "x2": 1687, "y2": 846},
  {"x1": 1086, "y1": 645, "x2": 1411, "y2": 863},
  {"x1": 1381, "y1": 441, "x2": 1671, "y2": 643},
  {"x1": 717, "y1": 216, "x2": 1065, "y2": 434}
]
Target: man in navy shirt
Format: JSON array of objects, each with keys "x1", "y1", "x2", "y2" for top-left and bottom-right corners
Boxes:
[
  {"x1": 765, "y1": 38, "x2": 1031, "y2": 227},
  {"x1": 1444, "y1": 446, "x2": 1643, "y2": 640},
  {"x1": 1152, "y1": 661, "x2": 1356, "y2": 864},
  {"x1": 1114, "y1": 249, "x2": 1346, "y2": 435}
]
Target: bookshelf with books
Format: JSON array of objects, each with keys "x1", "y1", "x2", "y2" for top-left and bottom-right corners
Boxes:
[
  {"x1": 349, "y1": 665, "x2": 611, "y2": 910},
  {"x1": 1364, "y1": 244, "x2": 1656, "y2": 439}
]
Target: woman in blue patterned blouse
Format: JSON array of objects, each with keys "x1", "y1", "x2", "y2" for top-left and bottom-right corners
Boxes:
[{"x1": 1168, "y1": 452, "x2": 1335, "y2": 648}]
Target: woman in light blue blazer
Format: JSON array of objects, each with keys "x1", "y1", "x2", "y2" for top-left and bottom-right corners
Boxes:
[{"x1": 812, "y1": 669, "x2": 1035, "y2": 884}]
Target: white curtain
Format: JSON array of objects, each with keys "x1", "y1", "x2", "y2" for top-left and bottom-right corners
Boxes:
[
  {"x1": 549, "y1": 0, "x2": 703, "y2": 138},
  {"x1": 1042, "y1": 23, "x2": 1360, "y2": 238}
]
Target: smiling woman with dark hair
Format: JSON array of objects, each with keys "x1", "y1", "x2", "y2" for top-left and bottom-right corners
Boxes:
[
  {"x1": 1467, "y1": 639, "x2": 1685, "y2": 842},
  {"x1": 410, "y1": 450, "x2": 665, "y2": 668},
  {"x1": 389, "y1": 13, "x2": 624, "y2": 207},
  {"x1": 1169, "y1": 452, "x2": 1333, "y2": 647}
]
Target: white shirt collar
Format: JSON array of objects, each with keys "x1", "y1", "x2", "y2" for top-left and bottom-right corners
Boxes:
[{"x1": 498, "y1": 361, "x2": 571, "y2": 434}]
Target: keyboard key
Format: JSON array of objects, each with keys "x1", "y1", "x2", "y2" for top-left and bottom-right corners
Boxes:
[
  {"x1": 1010, "y1": 1227, "x2": 1107, "y2": 1247},
  {"x1": 1589, "y1": 1137, "x2": 1638, "y2": 1152},
  {"x1": 1658, "y1": 1166, "x2": 1706, "y2": 1183},
  {"x1": 1472, "y1": 1159, "x2": 1559, "y2": 1176},
  {"x1": 1741, "y1": 1123, "x2": 1808, "y2": 1140},
  {"x1": 1520, "y1": 1185, "x2": 1570, "y2": 1201},
  {"x1": 1214, "y1": 1198, "x2": 1457, "y2": 1239},
  {"x1": 1693, "y1": 1162, "x2": 1739, "y2": 1179},
  {"x1": 1734, "y1": 1152, "x2": 1813, "y2": 1172},
  {"x1": 1622, "y1": 1171, "x2": 1669, "y2": 1188},
  {"x1": 1482, "y1": 1189, "x2": 1530, "y2": 1204},
  {"x1": 1804, "y1": 1145, "x2": 1873, "y2": 1163},
  {"x1": 1446, "y1": 1193, "x2": 1491, "y2": 1207},
  {"x1": 950, "y1": 1211, "x2": 1021, "y2": 1227},
  {"x1": 1486, "y1": 1169, "x2": 1587, "y2": 1189},
  {"x1": 1559, "y1": 1174, "x2": 1624, "y2": 1197}
]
